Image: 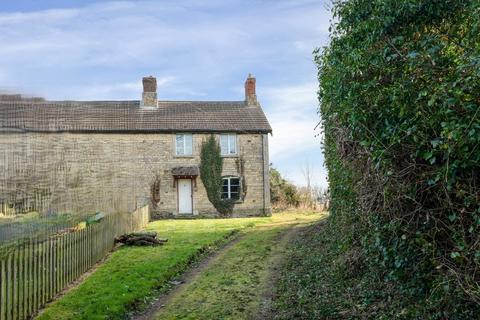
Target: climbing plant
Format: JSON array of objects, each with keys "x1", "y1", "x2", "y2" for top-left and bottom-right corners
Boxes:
[
  {"x1": 318, "y1": 0, "x2": 480, "y2": 317},
  {"x1": 150, "y1": 175, "x2": 161, "y2": 205},
  {"x1": 199, "y1": 135, "x2": 234, "y2": 216},
  {"x1": 235, "y1": 156, "x2": 248, "y2": 201}
]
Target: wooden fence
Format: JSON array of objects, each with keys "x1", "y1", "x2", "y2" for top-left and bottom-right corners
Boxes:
[{"x1": 0, "y1": 206, "x2": 149, "y2": 320}]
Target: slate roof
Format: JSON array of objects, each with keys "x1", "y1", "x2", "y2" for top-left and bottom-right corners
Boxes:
[
  {"x1": 171, "y1": 166, "x2": 200, "y2": 177},
  {"x1": 0, "y1": 100, "x2": 272, "y2": 133}
]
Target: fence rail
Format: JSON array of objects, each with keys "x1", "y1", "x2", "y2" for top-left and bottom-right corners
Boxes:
[{"x1": 0, "y1": 205, "x2": 149, "y2": 320}]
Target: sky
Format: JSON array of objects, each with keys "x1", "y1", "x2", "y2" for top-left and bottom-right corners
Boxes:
[{"x1": 0, "y1": 0, "x2": 332, "y2": 188}]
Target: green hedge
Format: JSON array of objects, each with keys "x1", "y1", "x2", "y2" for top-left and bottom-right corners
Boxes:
[{"x1": 317, "y1": 0, "x2": 480, "y2": 317}]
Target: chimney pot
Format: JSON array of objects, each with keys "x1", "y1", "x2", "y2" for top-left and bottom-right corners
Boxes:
[
  {"x1": 142, "y1": 76, "x2": 158, "y2": 107},
  {"x1": 245, "y1": 73, "x2": 257, "y2": 105}
]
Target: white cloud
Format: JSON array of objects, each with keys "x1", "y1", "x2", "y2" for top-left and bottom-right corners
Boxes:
[
  {"x1": 0, "y1": 0, "x2": 330, "y2": 72},
  {"x1": 71, "y1": 77, "x2": 174, "y2": 100},
  {"x1": 0, "y1": 2, "x2": 248, "y2": 69},
  {"x1": 262, "y1": 82, "x2": 322, "y2": 158},
  {"x1": 261, "y1": 82, "x2": 326, "y2": 187},
  {"x1": 0, "y1": 8, "x2": 80, "y2": 25},
  {"x1": 263, "y1": 82, "x2": 318, "y2": 112}
]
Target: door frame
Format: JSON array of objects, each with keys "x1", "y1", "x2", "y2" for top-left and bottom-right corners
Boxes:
[{"x1": 176, "y1": 178, "x2": 193, "y2": 214}]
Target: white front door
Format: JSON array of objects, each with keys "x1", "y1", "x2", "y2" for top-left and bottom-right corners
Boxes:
[{"x1": 178, "y1": 179, "x2": 193, "y2": 214}]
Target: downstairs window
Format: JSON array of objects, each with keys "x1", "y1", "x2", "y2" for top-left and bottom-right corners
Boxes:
[{"x1": 221, "y1": 177, "x2": 240, "y2": 200}]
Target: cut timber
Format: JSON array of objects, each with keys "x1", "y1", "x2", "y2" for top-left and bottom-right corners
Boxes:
[{"x1": 115, "y1": 232, "x2": 168, "y2": 247}]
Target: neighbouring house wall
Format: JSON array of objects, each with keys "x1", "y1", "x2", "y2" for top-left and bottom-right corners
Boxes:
[{"x1": 0, "y1": 132, "x2": 270, "y2": 217}]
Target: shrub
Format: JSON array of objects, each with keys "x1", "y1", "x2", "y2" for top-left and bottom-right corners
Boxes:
[
  {"x1": 317, "y1": 0, "x2": 480, "y2": 317},
  {"x1": 199, "y1": 135, "x2": 234, "y2": 216},
  {"x1": 270, "y1": 166, "x2": 300, "y2": 208}
]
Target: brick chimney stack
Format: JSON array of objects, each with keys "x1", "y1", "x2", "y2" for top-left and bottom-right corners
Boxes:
[
  {"x1": 245, "y1": 73, "x2": 257, "y2": 105},
  {"x1": 142, "y1": 76, "x2": 157, "y2": 108}
]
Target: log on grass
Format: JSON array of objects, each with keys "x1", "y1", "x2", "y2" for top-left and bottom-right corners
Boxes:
[{"x1": 115, "y1": 232, "x2": 167, "y2": 246}]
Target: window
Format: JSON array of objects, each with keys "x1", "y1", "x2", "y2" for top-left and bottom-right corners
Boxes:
[
  {"x1": 221, "y1": 177, "x2": 240, "y2": 200},
  {"x1": 176, "y1": 134, "x2": 193, "y2": 155},
  {"x1": 220, "y1": 134, "x2": 237, "y2": 155}
]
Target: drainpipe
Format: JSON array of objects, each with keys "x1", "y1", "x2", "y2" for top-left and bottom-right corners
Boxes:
[{"x1": 262, "y1": 133, "x2": 266, "y2": 215}]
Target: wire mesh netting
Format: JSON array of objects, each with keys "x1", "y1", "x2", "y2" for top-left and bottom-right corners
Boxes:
[{"x1": 0, "y1": 96, "x2": 156, "y2": 246}]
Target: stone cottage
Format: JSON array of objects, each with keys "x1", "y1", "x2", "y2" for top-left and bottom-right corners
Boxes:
[{"x1": 0, "y1": 75, "x2": 272, "y2": 217}]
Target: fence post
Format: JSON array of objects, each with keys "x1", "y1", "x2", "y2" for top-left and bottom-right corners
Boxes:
[
  {"x1": 42, "y1": 239, "x2": 47, "y2": 306},
  {"x1": 22, "y1": 242, "x2": 28, "y2": 320},
  {"x1": 48, "y1": 237, "x2": 53, "y2": 301},
  {"x1": 6, "y1": 253, "x2": 12, "y2": 320},
  {"x1": 33, "y1": 240, "x2": 38, "y2": 313},
  {"x1": 12, "y1": 249, "x2": 17, "y2": 320},
  {"x1": 28, "y1": 240, "x2": 33, "y2": 317},
  {"x1": 18, "y1": 243, "x2": 24, "y2": 320},
  {"x1": 1, "y1": 257, "x2": 6, "y2": 320}
]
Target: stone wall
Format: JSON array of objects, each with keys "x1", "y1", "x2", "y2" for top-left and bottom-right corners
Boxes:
[{"x1": 0, "y1": 132, "x2": 270, "y2": 218}]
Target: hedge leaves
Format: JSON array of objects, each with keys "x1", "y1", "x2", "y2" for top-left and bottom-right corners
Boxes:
[{"x1": 318, "y1": 0, "x2": 480, "y2": 317}]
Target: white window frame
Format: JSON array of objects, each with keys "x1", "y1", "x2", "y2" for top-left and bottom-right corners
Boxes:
[
  {"x1": 220, "y1": 133, "x2": 237, "y2": 155},
  {"x1": 221, "y1": 176, "x2": 241, "y2": 200},
  {"x1": 175, "y1": 133, "x2": 193, "y2": 156}
]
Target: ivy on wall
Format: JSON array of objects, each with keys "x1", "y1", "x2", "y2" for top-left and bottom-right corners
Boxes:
[
  {"x1": 150, "y1": 175, "x2": 161, "y2": 205},
  {"x1": 199, "y1": 135, "x2": 235, "y2": 216},
  {"x1": 235, "y1": 156, "x2": 247, "y2": 201}
]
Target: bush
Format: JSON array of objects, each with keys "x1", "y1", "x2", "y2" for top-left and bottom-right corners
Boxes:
[
  {"x1": 199, "y1": 135, "x2": 234, "y2": 216},
  {"x1": 318, "y1": 0, "x2": 480, "y2": 317},
  {"x1": 270, "y1": 166, "x2": 300, "y2": 208}
]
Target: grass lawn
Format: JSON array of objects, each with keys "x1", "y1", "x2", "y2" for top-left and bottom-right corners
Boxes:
[
  {"x1": 37, "y1": 211, "x2": 323, "y2": 320},
  {"x1": 154, "y1": 216, "x2": 321, "y2": 320}
]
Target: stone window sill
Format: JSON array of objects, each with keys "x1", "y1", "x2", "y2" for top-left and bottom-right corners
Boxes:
[
  {"x1": 221, "y1": 198, "x2": 244, "y2": 204},
  {"x1": 174, "y1": 155, "x2": 195, "y2": 159}
]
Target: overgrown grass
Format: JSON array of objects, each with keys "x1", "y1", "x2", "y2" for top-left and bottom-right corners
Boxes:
[
  {"x1": 37, "y1": 211, "x2": 322, "y2": 320},
  {"x1": 272, "y1": 219, "x2": 363, "y2": 319},
  {"x1": 273, "y1": 217, "x2": 458, "y2": 319},
  {"x1": 155, "y1": 212, "x2": 325, "y2": 319}
]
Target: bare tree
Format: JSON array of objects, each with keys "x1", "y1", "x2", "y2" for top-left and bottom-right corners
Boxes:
[{"x1": 301, "y1": 159, "x2": 313, "y2": 194}]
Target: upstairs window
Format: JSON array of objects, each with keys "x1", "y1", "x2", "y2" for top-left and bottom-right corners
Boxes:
[
  {"x1": 176, "y1": 134, "x2": 193, "y2": 156},
  {"x1": 221, "y1": 177, "x2": 240, "y2": 200},
  {"x1": 220, "y1": 134, "x2": 237, "y2": 155}
]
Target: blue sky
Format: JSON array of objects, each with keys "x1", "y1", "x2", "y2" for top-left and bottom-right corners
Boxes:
[{"x1": 0, "y1": 0, "x2": 331, "y2": 188}]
